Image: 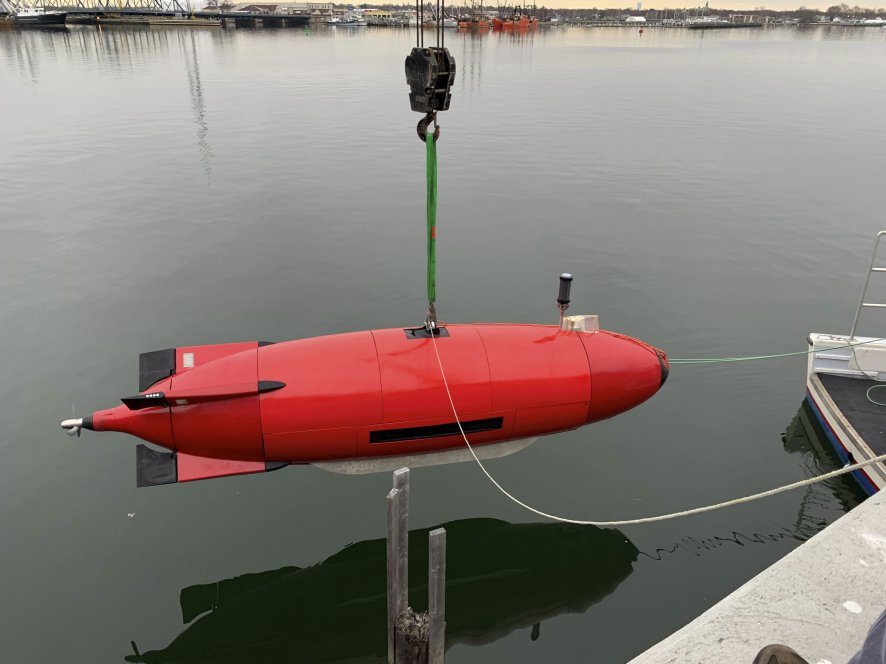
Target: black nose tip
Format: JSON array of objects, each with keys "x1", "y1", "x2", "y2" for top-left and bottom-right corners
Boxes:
[{"x1": 657, "y1": 351, "x2": 669, "y2": 387}]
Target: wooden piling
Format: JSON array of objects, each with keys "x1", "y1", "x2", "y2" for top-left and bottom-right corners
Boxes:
[
  {"x1": 387, "y1": 468, "x2": 446, "y2": 664},
  {"x1": 396, "y1": 608, "x2": 430, "y2": 664},
  {"x1": 428, "y1": 528, "x2": 446, "y2": 664},
  {"x1": 393, "y1": 467, "x2": 410, "y2": 615},
  {"x1": 386, "y1": 487, "x2": 400, "y2": 664}
]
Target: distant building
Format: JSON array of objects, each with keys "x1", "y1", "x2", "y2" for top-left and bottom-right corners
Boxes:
[
  {"x1": 231, "y1": 1, "x2": 329, "y2": 13},
  {"x1": 234, "y1": 3, "x2": 276, "y2": 11},
  {"x1": 625, "y1": 15, "x2": 646, "y2": 22}
]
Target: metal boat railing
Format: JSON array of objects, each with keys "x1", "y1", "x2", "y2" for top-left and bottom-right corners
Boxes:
[{"x1": 849, "y1": 230, "x2": 886, "y2": 340}]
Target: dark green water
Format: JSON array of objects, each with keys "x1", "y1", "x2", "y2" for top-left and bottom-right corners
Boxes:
[{"x1": 1, "y1": 23, "x2": 884, "y2": 663}]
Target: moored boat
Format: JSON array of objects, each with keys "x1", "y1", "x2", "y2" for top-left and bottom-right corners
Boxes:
[
  {"x1": 458, "y1": 17, "x2": 489, "y2": 29},
  {"x1": 146, "y1": 16, "x2": 222, "y2": 27},
  {"x1": 94, "y1": 15, "x2": 221, "y2": 27},
  {"x1": 95, "y1": 16, "x2": 149, "y2": 26},
  {"x1": 806, "y1": 231, "x2": 886, "y2": 495},
  {"x1": 425, "y1": 16, "x2": 457, "y2": 27},
  {"x1": 328, "y1": 13, "x2": 366, "y2": 25},
  {"x1": 13, "y1": 6, "x2": 67, "y2": 26},
  {"x1": 494, "y1": 11, "x2": 537, "y2": 30},
  {"x1": 339, "y1": 13, "x2": 367, "y2": 26}
]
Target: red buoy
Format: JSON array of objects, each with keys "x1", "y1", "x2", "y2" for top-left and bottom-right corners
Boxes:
[{"x1": 65, "y1": 323, "x2": 667, "y2": 486}]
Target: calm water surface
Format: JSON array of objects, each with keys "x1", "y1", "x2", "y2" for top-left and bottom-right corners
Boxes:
[{"x1": 2, "y1": 23, "x2": 885, "y2": 663}]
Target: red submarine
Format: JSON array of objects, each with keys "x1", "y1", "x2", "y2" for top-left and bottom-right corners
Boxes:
[{"x1": 61, "y1": 275, "x2": 668, "y2": 487}]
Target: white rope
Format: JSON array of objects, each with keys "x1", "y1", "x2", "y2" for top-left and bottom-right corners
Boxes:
[{"x1": 429, "y1": 333, "x2": 886, "y2": 527}]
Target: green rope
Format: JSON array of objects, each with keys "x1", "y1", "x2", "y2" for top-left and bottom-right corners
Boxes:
[
  {"x1": 426, "y1": 131, "x2": 437, "y2": 306},
  {"x1": 670, "y1": 336, "x2": 886, "y2": 365}
]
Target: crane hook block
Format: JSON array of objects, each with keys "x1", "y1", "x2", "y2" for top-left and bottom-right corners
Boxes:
[{"x1": 405, "y1": 47, "x2": 456, "y2": 114}]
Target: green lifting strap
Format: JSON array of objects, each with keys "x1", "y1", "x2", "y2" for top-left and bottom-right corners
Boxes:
[{"x1": 426, "y1": 130, "x2": 437, "y2": 307}]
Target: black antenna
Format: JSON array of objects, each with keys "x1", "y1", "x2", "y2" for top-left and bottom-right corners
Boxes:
[{"x1": 557, "y1": 273, "x2": 573, "y2": 327}]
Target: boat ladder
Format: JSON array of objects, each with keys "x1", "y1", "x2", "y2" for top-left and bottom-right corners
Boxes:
[{"x1": 849, "y1": 230, "x2": 886, "y2": 340}]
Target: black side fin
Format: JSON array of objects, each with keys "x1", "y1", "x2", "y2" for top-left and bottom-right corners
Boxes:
[
  {"x1": 122, "y1": 392, "x2": 168, "y2": 411},
  {"x1": 258, "y1": 381, "x2": 286, "y2": 394},
  {"x1": 136, "y1": 445, "x2": 177, "y2": 488}
]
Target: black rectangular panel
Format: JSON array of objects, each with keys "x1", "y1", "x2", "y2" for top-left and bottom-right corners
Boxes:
[
  {"x1": 369, "y1": 417, "x2": 504, "y2": 444},
  {"x1": 404, "y1": 327, "x2": 450, "y2": 340}
]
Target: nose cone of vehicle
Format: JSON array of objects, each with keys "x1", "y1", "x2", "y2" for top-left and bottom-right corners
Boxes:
[
  {"x1": 580, "y1": 332, "x2": 668, "y2": 424},
  {"x1": 658, "y1": 348, "x2": 669, "y2": 387}
]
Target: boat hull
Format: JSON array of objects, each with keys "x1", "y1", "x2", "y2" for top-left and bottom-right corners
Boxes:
[
  {"x1": 804, "y1": 332, "x2": 886, "y2": 495},
  {"x1": 14, "y1": 12, "x2": 67, "y2": 26},
  {"x1": 806, "y1": 373, "x2": 885, "y2": 496}
]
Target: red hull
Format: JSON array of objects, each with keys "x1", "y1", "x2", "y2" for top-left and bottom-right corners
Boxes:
[
  {"x1": 85, "y1": 324, "x2": 667, "y2": 484},
  {"x1": 498, "y1": 16, "x2": 537, "y2": 30}
]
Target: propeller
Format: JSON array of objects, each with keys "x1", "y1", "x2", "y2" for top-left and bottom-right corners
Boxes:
[{"x1": 61, "y1": 401, "x2": 82, "y2": 437}]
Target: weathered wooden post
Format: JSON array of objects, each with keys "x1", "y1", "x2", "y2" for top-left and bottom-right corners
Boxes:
[
  {"x1": 387, "y1": 468, "x2": 410, "y2": 664},
  {"x1": 394, "y1": 467, "x2": 410, "y2": 618},
  {"x1": 428, "y1": 528, "x2": 446, "y2": 664},
  {"x1": 386, "y1": 487, "x2": 401, "y2": 664},
  {"x1": 386, "y1": 468, "x2": 446, "y2": 664}
]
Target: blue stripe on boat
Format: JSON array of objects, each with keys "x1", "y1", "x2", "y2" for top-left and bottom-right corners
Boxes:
[{"x1": 805, "y1": 390, "x2": 878, "y2": 496}]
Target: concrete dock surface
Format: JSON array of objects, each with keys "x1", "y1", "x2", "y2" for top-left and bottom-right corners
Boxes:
[{"x1": 630, "y1": 489, "x2": 886, "y2": 664}]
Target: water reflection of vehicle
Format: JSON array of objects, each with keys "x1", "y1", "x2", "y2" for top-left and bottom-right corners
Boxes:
[{"x1": 126, "y1": 519, "x2": 638, "y2": 663}]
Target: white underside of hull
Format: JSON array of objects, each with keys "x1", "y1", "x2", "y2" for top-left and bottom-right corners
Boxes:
[{"x1": 312, "y1": 437, "x2": 538, "y2": 475}]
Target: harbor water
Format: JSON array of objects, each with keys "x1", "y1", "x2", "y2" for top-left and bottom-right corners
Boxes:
[{"x1": 2, "y1": 23, "x2": 886, "y2": 663}]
